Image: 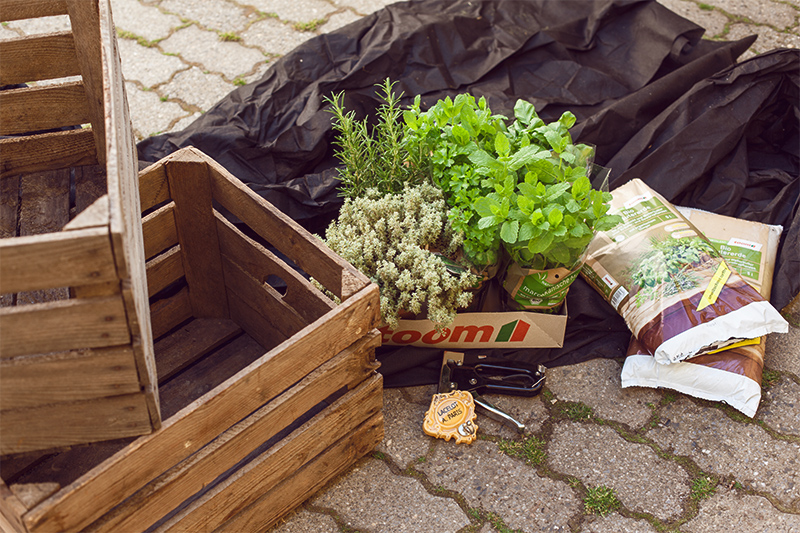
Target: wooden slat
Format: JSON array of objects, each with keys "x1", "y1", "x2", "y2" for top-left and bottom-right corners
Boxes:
[
  {"x1": 73, "y1": 164, "x2": 107, "y2": 215},
  {"x1": 227, "y1": 289, "x2": 286, "y2": 352},
  {"x1": 0, "y1": 480, "x2": 27, "y2": 533},
  {"x1": 163, "y1": 375, "x2": 384, "y2": 532},
  {"x1": 138, "y1": 161, "x2": 171, "y2": 213},
  {"x1": 0, "y1": 175, "x2": 19, "y2": 307},
  {"x1": 154, "y1": 318, "x2": 242, "y2": 383},
  {"x1": 0, "y1": 31, "x2": 78, "y2": 85},
  {"x1": 63, "y1": 194, "x2": 109, "y2": 231},
  {"x1": 0, "y1": 295, "x2": 130, "y2": 358},
  {"x1": 142, "y1": 202, "x2": 178, "y2": 259},
  {"x1": 205, "y1": 152, "x2": 370, "y2": 301},
  {"x1": 0, "y1": 392, "x2": 153, "y2": 455},
  {"x1": 98, "y1": 0, "x2": 160, "y2": 432},
  {"x1": 145, "y1": 245, "x2": 184, "y2": 298},
  {"x1": 23, "y1": 285, "x2": 380, "y2": 533},
  {"x1": 150, "y1": 286, "x2": 192, "y2": 341},
  {"x1": 87, "y1": 333, "x2": 378, "y2": 533},
  {"x1": 0, "y1": 0, "x2": 68, "y2": 22},
  {"x1": 66, "y1": 0, "x2": 105, "y2": 165},
  {"x1": 165, "y1": 153, "x2": 229, "y2": 318},
  {"x1": 222, "y1": 255, "x2": 307, "y2": 341},
  {"x1": 216, "y1": 213, "x2": 335, "y2": 323},
  {"x1": 0, "y1": 346, "x2": 140, "y2": 409},
  {"x1": 0, "y1": 82, "x2": 90, "y2": 136},
  {"x1": 0, "y1": 227, "x2": 116, "y2": 294},
  {"x1": 10, "y1": 483, "x2": 60, "y2": 511},
  {"x1": 0, "y1": 128, "x2": 97, "y2": 178}
]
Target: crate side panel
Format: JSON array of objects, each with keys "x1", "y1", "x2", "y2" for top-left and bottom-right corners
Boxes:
[
  {"x1": 88, "y1": 332, "x2": 380, "y2": 533},
  {"x1": 160, "y1": 373, "x2": 384, "y2": 533},
  {"x1": 0, "y1": 0, "x2": 68, "y2": 22},
  {"x1": 0, "y1": 82, "x2": 90, "y2": 136},
  {"x1": 0, "y1": 129, "x2": 97, "y2": 179}
]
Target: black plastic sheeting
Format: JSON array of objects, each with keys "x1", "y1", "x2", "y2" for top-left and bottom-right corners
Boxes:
[{"x1": 138, "y1": 0, "x2": 799, "y2": 388}]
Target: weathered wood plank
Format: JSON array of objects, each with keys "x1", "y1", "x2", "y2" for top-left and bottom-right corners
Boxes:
[
  {"x1": 149, "y1": 286, "x2": 192, "y2": 341},
  {"x1": 10, "y1": 483, "x2": 60, "y2": 511},
  {"x1": 0, "y1": 31, "x2": 78, "y2": 85},
  {"x1": 23, "y1": 285, "x2": 379, "y2": 533},
  {"x1": 0, "y1": 346, "x2": 140, "y2": 409},
  {"x1": 63, "y1": 194, "x2": 109, "y2": 231},
  {"x1": 0, "y1": 227, "x2": 116, "y2": 294},
  {"x1": 165, "y1": 153, "x2": 229, "y2": 318},
  {"x1": 0, "y1": 82, "x2": 90, "y2": 136},
  {"x1": 66, "y1": 0, "x2": 105, "y2": 165},
  {"x1": 145, "y1": 245, "x2": 184, "y2": 298},
  {"x1": 0, "y1": 0, "x2": 68, "y2": 22},
  {"x1": 222, "y1": 255, "x2": 307, "y2": 341},
  {"x1": 0, "y1": 295, "x2": 130, "y2": 358},
  {"x1": 0, "y1": 128, "x2": 97, "y2": 178},
  {"x1": 163, "y1": 375, "x2": 384, "y2": 532},
  {"x1": 226, "y1": 288, "x2": 287, "y2": 353},
  {"x1": 154, "y1": 318, "x2": 242, "y2": 383},
  {"x1": 216, "y1": 213, "x2": 335, "y2": 323},
  {"x1": 0, "y1": 392, "x2": 153, "y2": 455},
  {"x1": 205, "y1": 152, "x2": 370, "y2": 301},
  {"x1": 0, "y1": 175, "x2": 19, "y2": 307},
  {"x1": 138, "y1": 161, "x2": 171, "y2": 213},
  {"x1": 142, "y1": 202, "x2": 178, "y2": 259},
  {"x1": 73, "y1": 164, "x2": 107, "y2": 216}
]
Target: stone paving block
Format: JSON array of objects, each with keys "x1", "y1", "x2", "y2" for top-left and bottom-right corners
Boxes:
[
  {"x1": 159, "y1": 0, "x2": 251, "y2": 32},
  {"x1": 647, "y1": 398, "x2": 800, "y2": 509},
  {"x1": 125, "y1": 81, "x2": 187, "y2": 140},
  {"x1": 696, "y1": 0, "x2": 798, "y2": 28},
  {"x1": 765, "y1": 325, "x2": 800, "y2": 378},
  {"x1": 727, "y1": 23, "x2": 800, "y2": 58},
  {"x1": 117, "y1": 37, "x2": 188, "y2": 88},
  {"x1": 418, "y1": 439, "x2": 580, "y2": 532},
  {"x1": 159, "y1": 66, "x2": 236, "y2": 112},
  {"x1": 240, "y1": 16, "x2": 317, "y2": 56},
  {"x1": 657, "y1": 0, "x2": 730, "y2": 37},
  {"x1": 4, "y1": 14, "x2": 70, "y2": 35},
  {"x1": 547, "y1": 422, "x2": 690, "y2": 521},
  {"x1": 759, "y1": 377, "x2": 800, "y2": 434},
  {"x1": 546, "y1": 359, "x2": 661, "y2": 429},
  {"x1": 110, "y1": 0, "x2": 182, "y2": 43},
  {"x1": 331, "y1": 0, "x2": 398, "y2": 16},
  {"x1": 246, "y1": 0, "x2": 338, "y2": 23},
  {"x1": 323, "y1": 10, "x2": 364, "y2": 34},
  {"x1": 477, "y1": 393, "x2": 549, "y2": 438},
  {"x1": 312, "y1": 457, "x2": 470, "y2": 533},
  {"x1": 265, "y1": 508, "x2": 339, "y2": 533},
  {"x1": 377, "y1": 387, "x2": 437, "y2": 468},
  {"x1": 682, "y1": 488, "x2": 800, "y2": 532},
  {"x1": 170, "y1": 111, "x2": 202, "y2": 133},
  {"x1": 159, "y1": 24, "x2": 266, "y2": 80},
  {"x1": 580, "y1": 514, "x2": 659, "y2": 533}
]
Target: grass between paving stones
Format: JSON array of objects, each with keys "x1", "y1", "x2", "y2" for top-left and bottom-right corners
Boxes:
[
  {"x1": 497, "y1": 434, "x2": 547, "y2": 466},
  {"x1": 583, "y1": 485, "x2": 621, "y2": 516},
  {"x1": 293, "y1": 19, "x2": 326, "y2": 32},
  {"x1": 690, "y1": 474, "x2": 718, "y2": 501}
]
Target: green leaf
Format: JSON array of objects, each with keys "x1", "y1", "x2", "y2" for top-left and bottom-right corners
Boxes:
[
  {"x1": 478, "y1": 215, "x2": 500, "y2": 230},
  {"x1": 474, "y1": 195, "x2": 501, "y2": 217},
  {"x1": 566, "y1": 198, "x2": 581, "y2": 212},
  {"x1": 451, "y1": 124, "x2": 469, "y2": 145},
  {"x1": 500, "y1": 220, "x2": 519, "y2": 243},
  {"x1": 545, "y1": 182, "x2": 571, "y2": 202},
  {"x1": 403, "y1": 110, "x2": 419, "y2": 130},
  {"x1": 519, "y1": 221, "x2": 537, "y2": 241},
  {"x1": 468, "y1": 148, "x2": 499, "y2": 169},
  {"x1": 548, "y1": 207, "x2": 563, "y2": 226},
  {"x1": 595, "y1": 214, "x2": 623, "y2": 232},
  {"x1": 548, "y1": 243, "x2": 572, "y2": 265},
  {"x1": 571, "y1": 175, "x2": 591, "y2": 199},
  {"x1": 514, "y1": 99, "x2": 537, "y2": 125},
  {"x1": 558, "y1": 111, "x2": 577, "y2": 130},
  {"x1": 528, "y1": 231, "x2": 554, "y2": 254},
  {"x1": 508, "y1": 144, "x2": 545, "y2": 171},
  {"x1": 495, "y1": 133, "x2": 511, "y2": 157}
]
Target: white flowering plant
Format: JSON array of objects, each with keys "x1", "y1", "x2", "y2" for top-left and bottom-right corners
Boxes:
[{"x1": 321, "y1": 184, "x2": 479, "y2": 330}]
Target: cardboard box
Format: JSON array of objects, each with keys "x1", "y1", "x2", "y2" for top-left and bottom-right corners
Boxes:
[{"x1": 379, "y1": 305, "x2": 567, "y2": 349}]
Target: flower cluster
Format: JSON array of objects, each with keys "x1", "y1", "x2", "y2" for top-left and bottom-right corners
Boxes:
[{"x1": 322, "y1": 184, "x2": 479, "y2": 330}]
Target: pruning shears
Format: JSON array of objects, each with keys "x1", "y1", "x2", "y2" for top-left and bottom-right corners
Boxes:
[{"x1": 438, "y1": 351, "x2": 545, "y2": 434}]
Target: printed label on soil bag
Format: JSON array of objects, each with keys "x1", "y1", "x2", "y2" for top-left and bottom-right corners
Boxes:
[
  {"x1": 710, "y1": 237, "x2": 762, "y2": 280},
  {"x1": 504, "y1": 262, "x2": 582, "y2": 310}
]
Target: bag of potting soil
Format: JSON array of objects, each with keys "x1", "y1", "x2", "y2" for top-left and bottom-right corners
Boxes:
[
  {"x1": 581, "y1": 179, "x2": 787, "y2": 364},
  {"x1": 621, "y1": 207, "x2": 783, "y2": 417}
]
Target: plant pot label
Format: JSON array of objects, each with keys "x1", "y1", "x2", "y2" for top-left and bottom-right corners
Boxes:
[{"x1": 502, "y1": 262, "x2": 582, "y2": 310}]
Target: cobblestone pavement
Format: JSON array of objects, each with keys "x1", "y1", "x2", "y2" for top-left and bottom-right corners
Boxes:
[{"x1": 4, "y1": 1, "x2": 799, "y2": 532}]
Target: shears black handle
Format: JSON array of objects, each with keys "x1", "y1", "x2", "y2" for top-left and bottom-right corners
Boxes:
[{"x1": 448, "y1": 363, "x2": 545, "y2": 397}]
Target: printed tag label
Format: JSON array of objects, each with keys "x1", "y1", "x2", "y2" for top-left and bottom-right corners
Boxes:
[{"x1": 696, "y1": 262, "x2": 731, "y2": 311}]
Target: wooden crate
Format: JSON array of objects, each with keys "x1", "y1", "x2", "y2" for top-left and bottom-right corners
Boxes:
[
  {"x1": 0, "y1": 0, "x2": 160, "y2": 453},
  {"x1": 0, "y1": 146, "x2": 384, "y2": 533}
]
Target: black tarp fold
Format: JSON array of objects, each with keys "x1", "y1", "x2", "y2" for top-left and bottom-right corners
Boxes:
[{"x1": 138, "y1": 0, "x2": 799, "y2": 387}]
